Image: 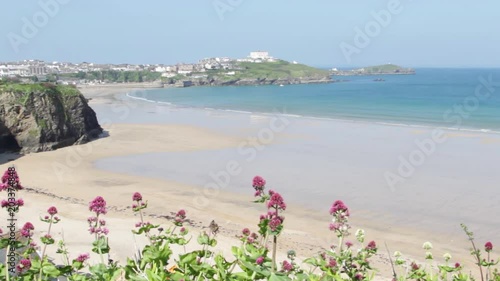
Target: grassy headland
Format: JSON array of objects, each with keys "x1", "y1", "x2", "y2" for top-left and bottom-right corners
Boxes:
[{"x1": 333, "y1": 64, "x2": 415, "y2": 75}]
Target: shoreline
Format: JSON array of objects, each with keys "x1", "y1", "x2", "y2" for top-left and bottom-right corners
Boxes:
[{"x1": 122, "y1": 86, "x2": 500, "y2": 136}]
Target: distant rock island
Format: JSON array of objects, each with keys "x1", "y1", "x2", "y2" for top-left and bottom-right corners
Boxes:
[
  {"x1": 331, "y1": 64, "x2": 415, "y2": 76},
  {"x1": 0, "y1": 80, "x2": 102, "y2": 154}
]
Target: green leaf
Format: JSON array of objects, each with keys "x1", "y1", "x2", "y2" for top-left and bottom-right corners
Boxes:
[
  {"x1": 269, "y1": 273, "x2": 292, "y2": 281},
  {"x1": 209, "y1": 238, "x2": 218, "y2": 247},
  {"x1": 42, "y1": 262, "x2": 60, "y2": 277},
  {"x1": 92, "y1": 236, "x2": 110, "y2": 254},
  {"x1": 197, "y1": 233, "x2": 210, "y2": 245}
]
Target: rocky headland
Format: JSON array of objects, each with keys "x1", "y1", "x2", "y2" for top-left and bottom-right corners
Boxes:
[{"x1": 0, "y1": 82, "x2": 102, "y2": 154}]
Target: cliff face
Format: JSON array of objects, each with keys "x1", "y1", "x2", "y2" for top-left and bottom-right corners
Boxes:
[
  {"x1": 0, "y1": 84, "x2": 102, "y2": 154},
  {"x1": 172, "y1": 76, "x2": 333, "y2": 88}
]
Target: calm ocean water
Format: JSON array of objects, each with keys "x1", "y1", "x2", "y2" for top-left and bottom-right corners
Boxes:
[{"x1": 130, "y1": 68, "x2": 500, "y2": 132}]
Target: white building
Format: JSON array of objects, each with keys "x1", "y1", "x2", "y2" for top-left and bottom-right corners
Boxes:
[
  {"x1": 249, "y1": 51, "x2": 270, "y2": 60},
  {"x1": 0, "y1": 65, "x2": 30, "y2": 77}
]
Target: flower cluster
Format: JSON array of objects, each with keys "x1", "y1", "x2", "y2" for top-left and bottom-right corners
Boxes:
[
  {"x1": 88, "y1": 196, "x2": 109, "y2": 236},
  {"x1": 16, "y1": 258, "x2": 31, "y2": 273},
  {"x1": 21, "y1": 222, "x2": 35, "y2": 238},
  {"x1": 1, "y1": 198, "x2": 24, "y2": 208},
  {"x1": 485, "y1": 241, "x2": 493, "y2": 252},
  {"x1": 282, "y1": 260, "x2": 293, "y2": 272},
  {"x1": 252, "y1": 175, "x2": 266, "y2": 197},
  {"x1": 267, "y1": 191, "x2": 287, "y2": 211},
  {"x1": 41, "y1": 206, "x2": 61, "y2": 223},
  {"x1": 88, "y1": 216, "x2": 109, "y2": 236},
  {"x1": 239, "y1": 227, "x2": 259, "y2": 244},
  {"x1": 0, "y1": 167, "x2": 23, "y2": 191},
  {"x1": 174, "y1": 209, "x2": 187, "y2": 227},
  {"x1": 132, "y1": 192, "x2": 147, "y2": 211},
  {"x1": 365, "y1": 240, "x2": 377, "y2": 253},
  {"x1": 329, "y1": 200, "x2": 351, "y2": 237},
  {"x1": 75, "y1": 253, "x2": 90, "y2": 263},
  {"x1": 89, "y1": 196, "x2": 107, "y2": 215},
  {"x1": 135, "y1": 221, "x2": 152, "y2": 228}
]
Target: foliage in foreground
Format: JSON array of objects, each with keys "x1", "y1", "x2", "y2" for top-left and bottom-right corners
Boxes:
[{"x1": 0, "y1": 167, "x2": 498, "y2": 280}]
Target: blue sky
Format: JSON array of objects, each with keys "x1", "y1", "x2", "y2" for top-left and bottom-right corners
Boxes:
[{"x1": 1, "y1": 0, "x2": 499, "y2": 67}]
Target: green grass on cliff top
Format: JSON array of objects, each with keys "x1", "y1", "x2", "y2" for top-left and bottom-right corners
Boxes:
[
  {"x1": 234, "y1": 60, "x2": 329, "y2": 80},
  {"x1": 354, "y1": 64, "x2": 413, "y2": 72},
  {"x1": 202, "y1": 60, "x2": 330, "y2": 81},
  {"x1": 0, "y1": 82, "x2": 81, "y2": 96}
]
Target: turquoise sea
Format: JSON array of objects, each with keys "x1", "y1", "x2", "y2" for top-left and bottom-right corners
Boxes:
[{"x1": 130, "y1": 68, "x2": 500, "y2": 132}]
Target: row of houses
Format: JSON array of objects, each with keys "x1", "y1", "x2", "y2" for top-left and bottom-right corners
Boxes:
[{"x1": 0, "y1": 51, "x2": 277, "y2": 78}]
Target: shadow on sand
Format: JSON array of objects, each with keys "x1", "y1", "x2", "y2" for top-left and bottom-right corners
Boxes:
[{"x1": 0, "y1": 152, "x2": 22, "y2": 166}]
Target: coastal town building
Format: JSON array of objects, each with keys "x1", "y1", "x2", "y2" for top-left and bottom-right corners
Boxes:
[{"x1": 249, "y1": 51, "x2": 270, "y2": 60}]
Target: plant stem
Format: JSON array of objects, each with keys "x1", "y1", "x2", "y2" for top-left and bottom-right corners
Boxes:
[
  {"x1": 487, "y1": 252, "x2": 491, "y2": 281},
  {"x1": 272, "y1": 235, "x2": 277, "y2": 272},
  {"x1": 139, "y1": 209, "x2": 151, "y2": 242},
  {"x1": 5, "y1": 245, "x2": 10, "y2": 281},
  {"x1": 471, "y1": 240, "x2": 485, "y2": 281},
  {"x1": 39, "y1": 219, "x2": 54, "y2": 281}
]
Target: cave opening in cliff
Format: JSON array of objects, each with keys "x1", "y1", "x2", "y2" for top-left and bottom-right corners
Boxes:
[{"x1": 0, "y1": 135, "x2": 21, "y2": 153}]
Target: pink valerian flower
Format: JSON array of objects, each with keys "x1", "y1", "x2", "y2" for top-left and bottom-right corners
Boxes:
[
  {"x1": 16, "y1": 259, "x2": 31, "y2": 273},
  {"x1": 329, "y1": 200, "x2": 351, "y2": 237},
  {"x1": 269, "y1": 216, "x2": 284, "y2": 232},
  {"x1": 174, "y1": 209, "x2": 187, "y2": 226},
  {"x1": 327, "y1": 258, "x2": 337, "y2": 269},
  {"x1": 455, "y1": 262, "x2": 461, "y2": 268},
  {"x1": 47, "y1": 206, "x2": 58, "y2": 216},
  {"x1": 282, "y1": 260, "x2": 293, "y2": 272},
  {"x1": 135, "y1": 221, "x2": 151, "y2": 228},
  {"x1": 89, "y1": 226, "x2": 109, "y2": 235},
  {"x1": 366, "y1": 240, "x2": 377, "y2": 251},
  {"x1": 329, "y1": 200, "x2": 349, "y2": 217},
  {"x1": 75, "y1": 253, "x2": 90, "y2": 263},
  {"x1": 253, "y1": 176, "x2": 266, "y2": 189},
  {"x1": 267, "y1": 191, "x2": 286, "y2": 211},
  {"x1": 21, "y1": 222, "x2": 34, "y2": 238},
  {"x1": 180, "y1": 227, "x2": 187, "y2": 235},
  {"x1": 89, "y1": 196, "x2": 107, "y2": 215},
  {"x1": 242, "y1": 228, "x2": 250, "y2": 236},
  {"x1": 1, "y1": 167, "x2": 23, "y2": 191},
  {"x1": 87, "y1": 215, "x2": 108, "y2": 236},
  {"x1": 132, "y1": 192, "x2": 143, "y2": 202},
  {"x1": 329, "y1": 223, "x2": 340, "y2": 231},
  {"x1": 345, "y1": 241, "x2": 354, "y2": 248},
  {"x1": 256, "y1": 256, "x2": 265, "y2": 265},
  {"x1": 1, "y1": 199, "x2": 24, "y2": 209},
  {"x1": 485, "y1": 242, "x2": 493, "y2": 252},
  {"x1": 252, "y1": 176, "x2": 266, "y2": 197},
  {"x1": 355, "y1": 273, "x2": 364, "y2": 280}
]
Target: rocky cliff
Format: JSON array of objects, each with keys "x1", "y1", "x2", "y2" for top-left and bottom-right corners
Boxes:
[
  {"x1": 0, "y1": 83, "x2": 102, "y2": 154},
  {"x1": 171, "y1": 76, "x2": 333, "y2": 88}
]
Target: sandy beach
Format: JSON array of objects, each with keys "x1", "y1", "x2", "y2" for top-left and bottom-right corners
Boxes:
[{"x1": 1, "y1": 84, "x2": 497, "y2": 279}]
